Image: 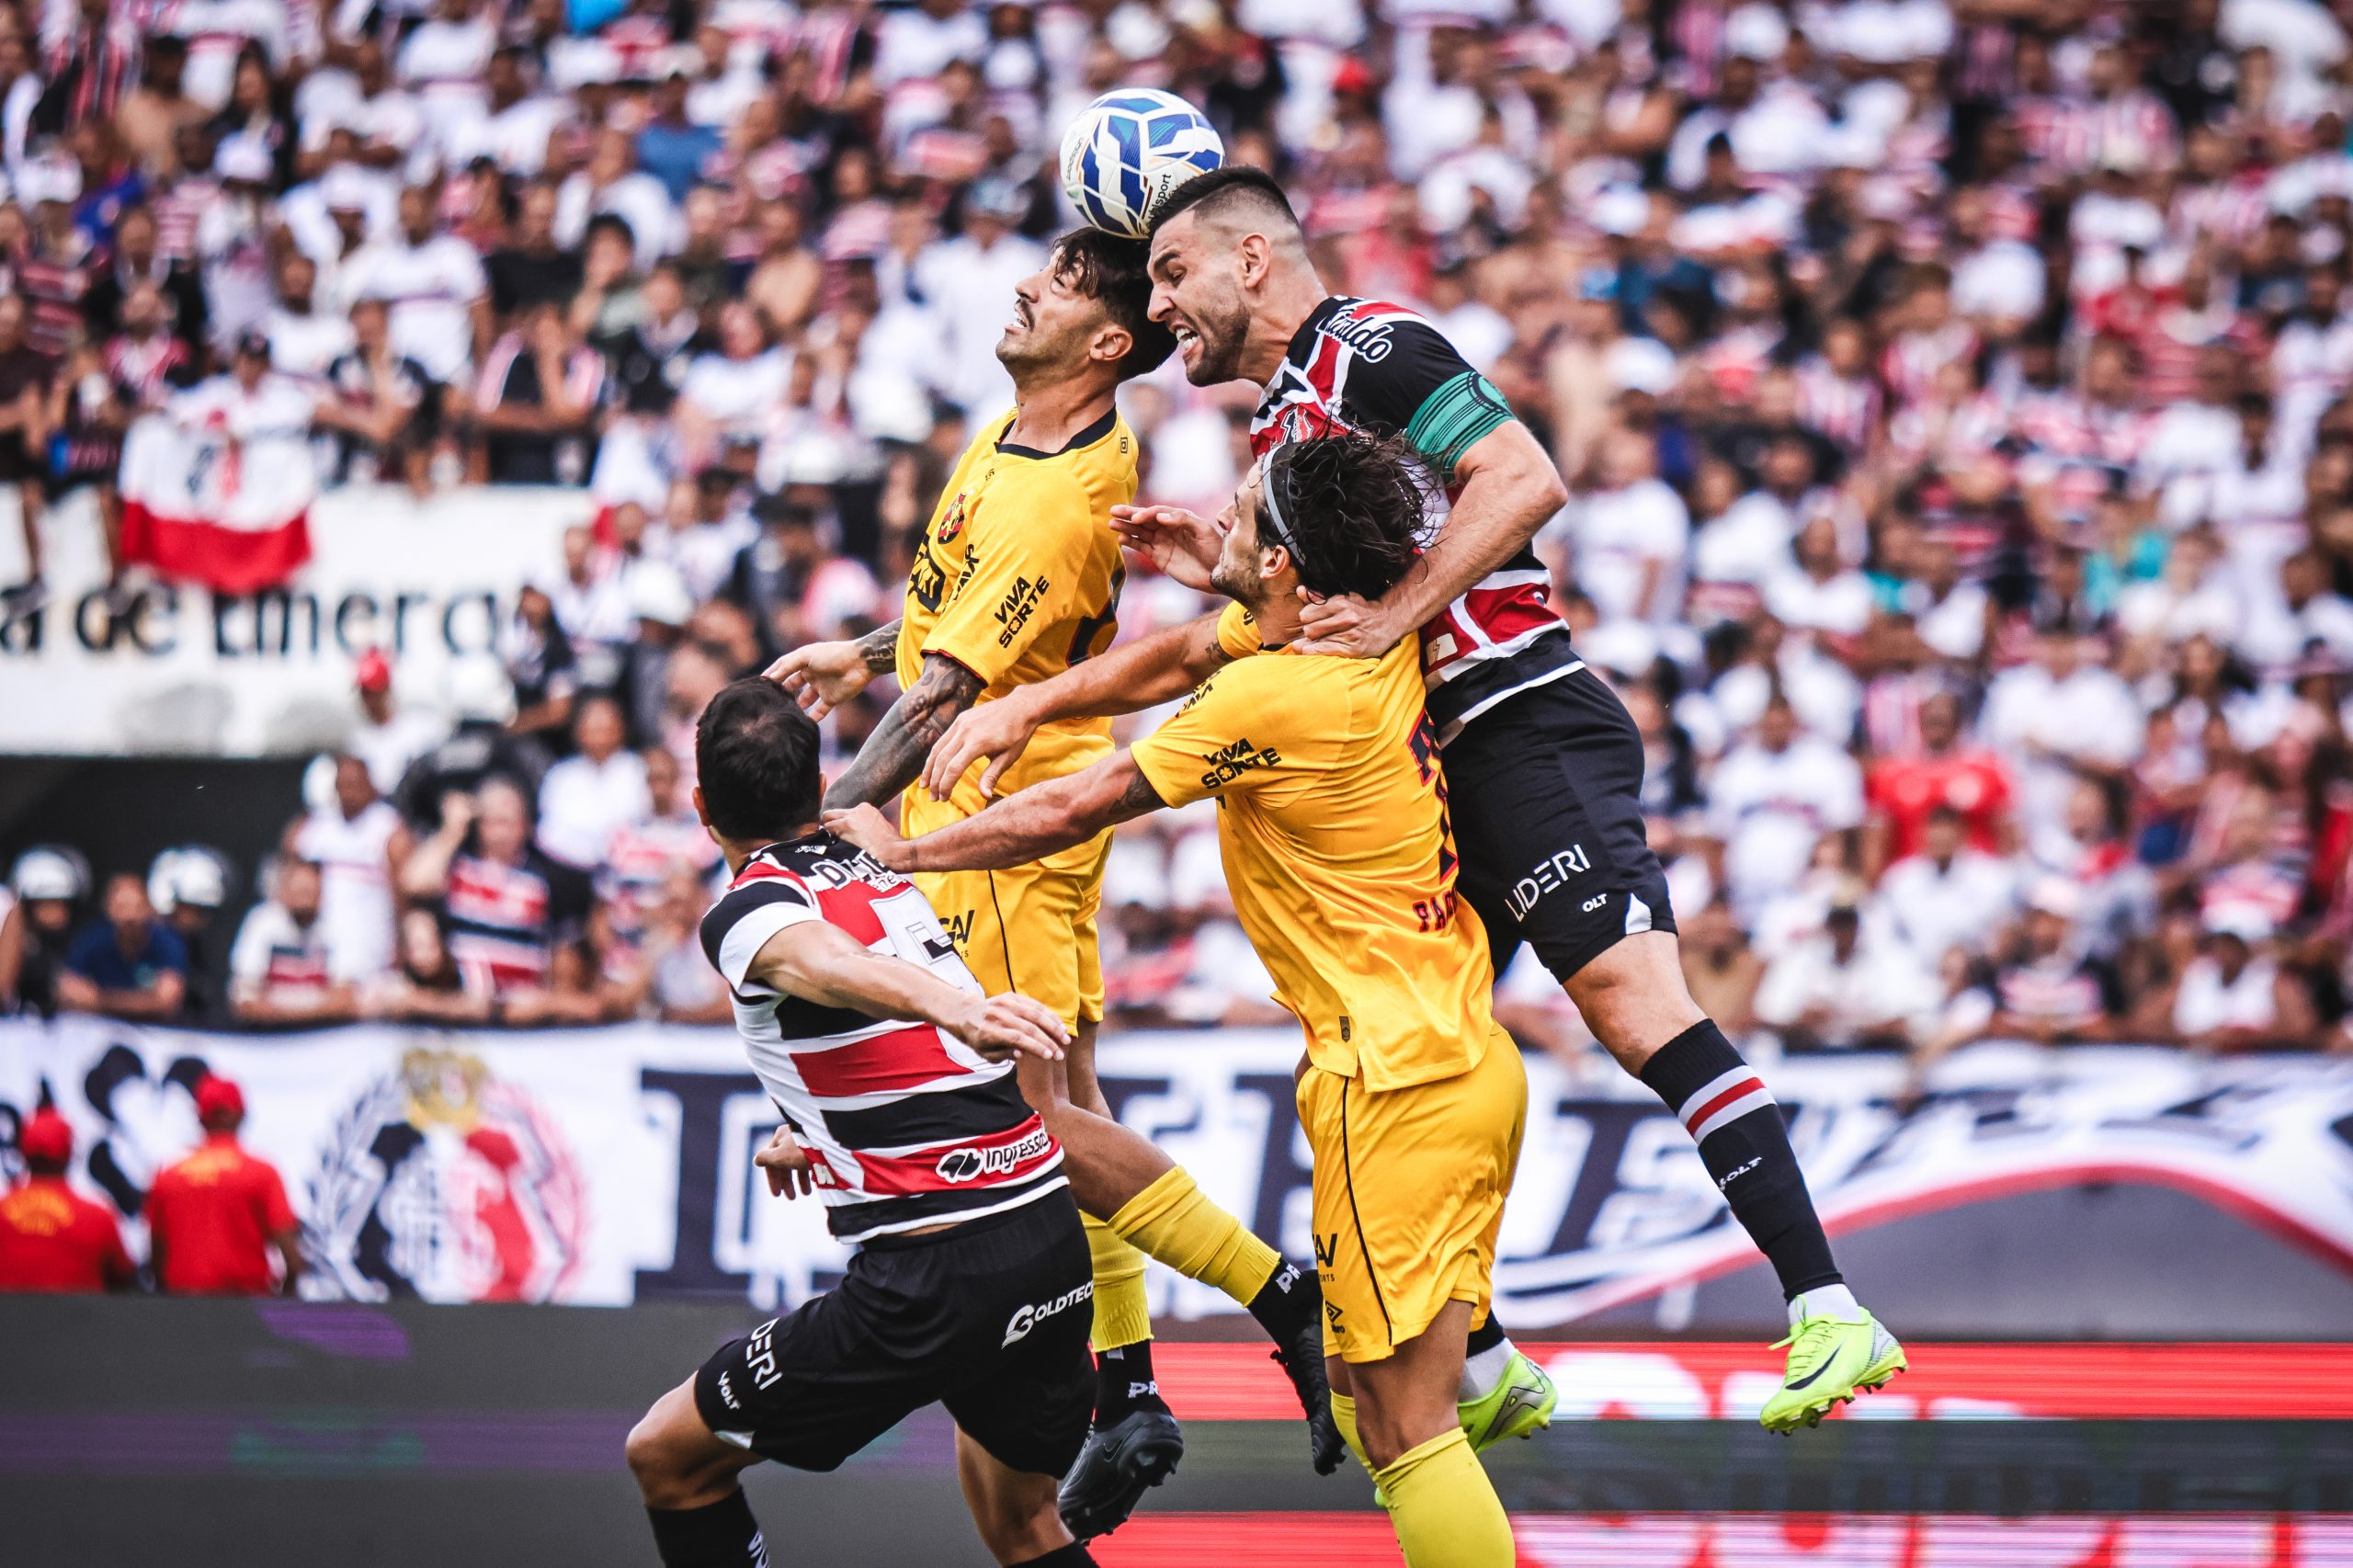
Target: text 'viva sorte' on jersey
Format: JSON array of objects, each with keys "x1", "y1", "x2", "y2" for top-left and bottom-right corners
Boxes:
[
  {"x1": 698, "y1": 833, "x2": 1065, "y2": 1244},
  {"x1": 1249, "y1": 296, "x2": 1583, "y2": 744}
]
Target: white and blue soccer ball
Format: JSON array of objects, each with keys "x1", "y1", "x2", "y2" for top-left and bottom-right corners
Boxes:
[{"x1": 1060, "y1": 89, "x2": 1225, "y2": 240}]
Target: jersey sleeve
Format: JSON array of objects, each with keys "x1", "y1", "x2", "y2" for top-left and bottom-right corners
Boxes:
[
  {"x1": 227, "y1": 909, "x2": 272, "y2": 994},
  {"x1": 1341, "y1": 315, "x2": 1518, "y2": 482},
  {"x1": 1213, "y1": 601, "x2": 1263, "y2": 659},
  {"x1": 1131, "y1": 657, "x2": 1329, "y2": 810},
  {"x1": 698, "y1": 877, "x2": 824, "y2": 990},
  {"x1": 919, "y1": 463, "x2": 1102, "y2": 687},
  {"x1": 256, "y1": 1161, "x2": 296, "y2": 1235}
]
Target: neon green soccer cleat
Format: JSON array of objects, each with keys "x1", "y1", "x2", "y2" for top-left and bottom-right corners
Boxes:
[
  {"x1": 1759, "y1": 1310, "x2": 1906, "y2": 1433},
  {"x1": 1461, "y1": 1349, "x2": 1558, "y2": 1451}
]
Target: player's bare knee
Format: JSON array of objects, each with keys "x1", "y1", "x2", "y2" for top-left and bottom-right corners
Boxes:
[
  {"x1": 627, "y1": 1385, "x2": 722, "y2": 1507},
  {"x1": 972, "y1": 1485, "x2": 1068, "y2": 1563}
]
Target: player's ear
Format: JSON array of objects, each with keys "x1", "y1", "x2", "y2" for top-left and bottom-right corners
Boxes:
[
  {"x1": 1090, "y1": 321, "x2": 1131, "y2": 369},
  {"x1": 1236, "y1": 231, "x2": 1269, "y2": 289},
  {"x1": 691, "y1": 784, "x2": 711, "y2": 834}
]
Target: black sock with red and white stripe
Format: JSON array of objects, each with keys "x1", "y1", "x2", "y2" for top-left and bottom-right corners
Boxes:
[{"x1": 1638, "y1": 1020, "x2": 1841, "y2": 1304}]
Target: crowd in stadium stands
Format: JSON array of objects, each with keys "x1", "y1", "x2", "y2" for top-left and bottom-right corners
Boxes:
[{"x1": 0, "y1": 0, "x2": 2351, "y2": 1075}]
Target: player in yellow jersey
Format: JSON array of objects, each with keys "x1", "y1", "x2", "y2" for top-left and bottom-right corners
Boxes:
[
  {"x1": 767, "y1": 229, "x2": 1342, "y2": 1541},
  {"x1": 830, "y1": 431, "x2": 1527, "y2": 1568}
]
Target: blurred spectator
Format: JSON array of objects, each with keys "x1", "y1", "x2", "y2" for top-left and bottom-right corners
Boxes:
[
  {"x1": 472, "y1": 296, "x2": 603, "y2": 484},
  {"x1": 227, "y1": 856, "x2": 358, "y2": 1028},
  {"x1": 148, "y1": 846, "x2": 230, "y2": 1024},
  {"x1": 287, "y1": 753, "x2": 409, "y2": 983},
  {"x1": 398, "y1": 776, "x2": 594, "y2": 1009},
  {"x1": 0, "y1": 293, "x2": 51, "y2": 612},
  {"x1": 340, "y1": 182, "x2": 489, "y2": 390},
  {"x1": 343, "y1": 649, "x2": 450, "y2": 800},
  {"x1": 56, "y1": 871, "x2": 187, "y2": 1021},
  {"x1": 1878, "y1": 805, "x2": 2019, "y2": 973},
  {"x1": 145, "y1": 1076, "x2": 301, "y2": 1297},
  {"x1": 1754, "y1": 887, "x2": 1940, "y2": 1052},
  {"x1": 5, "y1": 846, "x2": 85, "y2": 1017},
  {"x1": 2168, "y1": 907, "x2": 2322, "y2": 1051},
  {"x1": 313, "y1": 295, "x2": 440, "y2": 489},
  {"x1": 537, "y1": 694, "x2": 651, "y2": 869},
  {"x1": 0, "y1": 1109, "x2": 133, "y2": 1294}
]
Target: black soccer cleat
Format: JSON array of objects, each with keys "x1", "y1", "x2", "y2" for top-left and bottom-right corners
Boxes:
[
  {"x1": 1267, "y1": 1287, "x2": 1347, "y2": 1475},
  {"x1": 1058, "y1": 1408, "x2": 1185, "y2": 1541}
]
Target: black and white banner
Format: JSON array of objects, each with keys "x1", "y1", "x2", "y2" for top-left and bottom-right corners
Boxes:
[{"x1": 4, "y1": 1018, "x2": 2350, "y2": 1331}]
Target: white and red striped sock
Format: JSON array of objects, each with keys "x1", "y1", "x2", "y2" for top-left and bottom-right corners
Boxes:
[{"x1": 1637, "y1": 1020, "x2": 1842, "y2": 1303}]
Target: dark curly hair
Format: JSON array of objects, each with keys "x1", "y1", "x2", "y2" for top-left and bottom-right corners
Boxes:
[
  {"x1": 1050, "y1": 227, "x2": 1177, "y2": 380},
  {"x1": 1260, "y1": 430, "x2": 1432, "y2": 600}
]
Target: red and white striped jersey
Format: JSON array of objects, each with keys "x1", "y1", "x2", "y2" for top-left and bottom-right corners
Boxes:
[
  {"x1": 699, "y1": 833, "x2": 1065, "y2": 1244},
  {"x1": 1250, "y1": 295, "x2": 1580, "y2": 744},
  {"x1": 443, "y1": 847, "x2": 592, "y2": 998}
]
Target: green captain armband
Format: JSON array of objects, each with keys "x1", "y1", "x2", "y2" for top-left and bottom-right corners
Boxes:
[{"x1": 1403, "y1": 369, "x2": 1516, "y2": 482}]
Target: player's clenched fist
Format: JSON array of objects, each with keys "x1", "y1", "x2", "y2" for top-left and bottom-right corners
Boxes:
[
  {"x1": 923, "y1": 688, "x2": 1045, "y2": 801},
  {"x1": 764, "y1": 639, "x2": 874, "y2": 721},
  {"x1": 949, "y1": 994, "x2": 1069, "y2": 1062},
  {"x1": 754, "y1": 1126, "x2": 819, "y2": 1199}
]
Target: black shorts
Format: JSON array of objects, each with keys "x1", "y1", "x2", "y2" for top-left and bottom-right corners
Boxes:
[
  {"x1": 692, "y1": 1188, "x2": 1093, "y2": 1478},
  {"x1": 1448, "y1": 667, "x2": 1677, "y2": 983}
]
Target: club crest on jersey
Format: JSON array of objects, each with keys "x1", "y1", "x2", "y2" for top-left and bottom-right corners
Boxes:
[
  {"x1": 936, "y1": 1125, "x2": 1052, "y2": 1183},
  {"x1": 936, "y1": 494, "x2": 970, "y2": 543}
]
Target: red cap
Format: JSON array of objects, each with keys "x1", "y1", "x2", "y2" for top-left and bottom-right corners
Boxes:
[
  {"x1": 19, "y1": 1108, "x2": 72, "y2": 1165},
  {"x1": 194, "y1": 1075, "x2": 245, "y2": 1125},
  {"x1": 355, "y1": 648, "x2": 392, "y2": 693}
]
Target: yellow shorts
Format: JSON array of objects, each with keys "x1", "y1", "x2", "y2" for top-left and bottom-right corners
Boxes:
[
  {"x1": 902, "y1": 785, "x2": 1108, "y2": 1029},
  {"x1": 1296, "y1": 1026, "x2": 1527, "y2": 1364}
]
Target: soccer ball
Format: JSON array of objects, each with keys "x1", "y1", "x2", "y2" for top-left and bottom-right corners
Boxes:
[{"x1": 1060, "y1": 89, "x2": 1225, "y2": 240}]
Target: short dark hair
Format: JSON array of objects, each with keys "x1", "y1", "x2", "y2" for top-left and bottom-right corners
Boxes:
[
  {"x1": 1049, "y1": 228, "x2": 1175, "y2": 379},
  {"x1": 1261, "y1": 431, "x2": 1429, "y2": 600},
  {"x1": 1149, "y1": 165, "x2": 1301, "y2": 238},
  {"x1": 695, "y1": 677, "x2": 822, "y2": 842}
]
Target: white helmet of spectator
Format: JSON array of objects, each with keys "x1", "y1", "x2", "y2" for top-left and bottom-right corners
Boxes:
[
  {"x1": 627, "y1": 561, "x2": 697, "y2": 630},
  {"x1": 446, "y1": 653, "x2": 519, "y2": 726},
  {"x1": 11, "y1": 846, "x2": 88, "y2": 903},
  {"x1": 149, "y1": 846, "x2": 233, "y2": 916}
]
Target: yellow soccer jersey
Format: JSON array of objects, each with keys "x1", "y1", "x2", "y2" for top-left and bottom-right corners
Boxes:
[
  {"x1": 900, "y1": 406, "x2": 1135, "y2": 803},
  {"x1": 1130, "y1": 633, "x2": 1498, "y2": 1092}
]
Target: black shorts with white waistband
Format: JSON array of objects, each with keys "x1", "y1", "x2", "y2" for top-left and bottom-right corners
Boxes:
[
  {"x1": 692, "y1": 1187, "x2": 1093, "y2": 1478},
  {"x1": 1448, "y1": 666, "x2": 1677, "y2": 984}
]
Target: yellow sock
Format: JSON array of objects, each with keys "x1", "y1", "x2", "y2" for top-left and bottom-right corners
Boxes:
[
  {"x1": 1106, "y1": 1165, "x2": 1280, "y2": 1308},
  {"x1": 1329, "y1": 1392, "x2": 1371, "y2": 1474},
  {"x1": 1372, "y1": 1427, "x2": 1515, "y2": 1568},
  {"x1": 1084, "y1": 1212, "x2": 1154, "y2": 1352}
]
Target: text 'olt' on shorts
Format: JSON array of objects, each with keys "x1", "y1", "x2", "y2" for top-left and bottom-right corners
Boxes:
[
  {"x1": 1448, "y1": 667, "x2": 1677, "y2": 983},
  {"x1": 695, "y1": 1190, "x2": 1095, "y2": 1478}
]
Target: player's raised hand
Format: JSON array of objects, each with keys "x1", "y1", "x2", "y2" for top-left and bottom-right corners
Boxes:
[
  {"x1": 1295, "y1": 590, "x2": 1407, "y2": 658},
  {"x1": 822, "y1": 802, "x2": 912, "y2": 869},
  {"x1": 755, "y1": 1126, "x2": 818, "y2": 1199},
  {"x1": 1110, "y1": 502, "x2": 1223, "y2": 590},
  {"x1": 923, "y1": 692, "x2": 1043, "y2": 801},
  {"x1": 764, "y1": 639, "x2": 873, "y2": 721},
  {"x1": 950, "y1": 993, "x2": 1070, "y2": 1062}
]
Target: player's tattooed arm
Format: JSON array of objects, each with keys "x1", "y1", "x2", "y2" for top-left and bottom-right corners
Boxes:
[
  {"x1": 822, "y1": 652, "x2": 986, "y2": 812},
  {"x1": 857, "y1": 619, "x2": 902, "y2": 673},
  {"x1": 764, "y1": 618, "x2": 904, "y2": 721},
  {"x1": 828, "y1": 752, "x2": 1165, "y2": 871},
  {"x1": 919, "y1": 611, "x2": 1235, "y2": 800}
]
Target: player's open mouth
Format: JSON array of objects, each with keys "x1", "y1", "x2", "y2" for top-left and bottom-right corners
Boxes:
[{"x1": 1173, "y1": 324, "x2": 1199, "y2": 361}]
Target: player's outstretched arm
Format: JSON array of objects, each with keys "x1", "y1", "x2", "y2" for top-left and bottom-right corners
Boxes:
[
  {"x1": 834, "y1": 751, "x2": 1165, "y2": 870},
  {"x1": 1110, "y1": 502, "x2": 1222, "y2": 590},
  {"x1": 743, "y1": 917, "x2": 1069, "y2": 1063},
  {"x1": 1298, "y1": 418, "x2": 1569, "y2": 656},
  {"x1": 764, "y1": 618, "x2": 902, "y2": 722},
  {"x1": 822, "y1": 652, "x2": 986, "y2": 812},
  {"x1": 919, "y1": 614, "x2": 1233, "y2": 801}
]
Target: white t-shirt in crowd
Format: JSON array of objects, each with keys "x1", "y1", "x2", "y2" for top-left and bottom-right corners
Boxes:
[
  {"x1": 1877, "y1": 848, "x2": 2019, "y2": 970},
  {"x1": 291, "y1": 800, "x2": 403, "y2": 981},
  {"x1": 1706, "y1": 735, "x2": 1865, "y2": 918},
  {"x1": 537, "y1": 751, "x2": 653, "y2": 870},
  {"x1": 341, "y1": 234, "x2": 487, "y2": 382},
  {"x1": 229, "y1": 899, "x2": 341, "y2": 999},
  {"x1": 678, "y1": 349, "x2": 793, "y2": 437},
  {"x1": 1982, "y1": 663, "x2": 2146, "y2": 831},
  {"x1": 1566, "y1": 477, "x2": 1690, "y2": 627}
]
